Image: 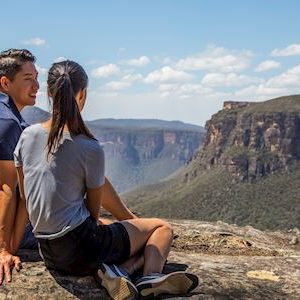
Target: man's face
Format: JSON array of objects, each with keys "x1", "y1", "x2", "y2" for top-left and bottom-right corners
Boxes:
[{"x1": 6, "y1": 61, "x2": 39, "y2": 111}]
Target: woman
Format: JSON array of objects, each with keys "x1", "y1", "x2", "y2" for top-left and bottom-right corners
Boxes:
[{"x1": 12, "y1": 60, "x2": 198, "y2": 300}]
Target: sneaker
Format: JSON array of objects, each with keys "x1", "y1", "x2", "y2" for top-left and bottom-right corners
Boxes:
[
  {"x1": 97, "y1": 263, "x2": 138, "y2": 300},
  {"x1": 136, "y1": 271, "x2": 198, "y2": 299}
]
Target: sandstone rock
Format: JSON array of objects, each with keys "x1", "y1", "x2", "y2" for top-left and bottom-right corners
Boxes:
[
  {"x1": 194, "y1": 96, "x2": 300, "y2": 182},
  {"x1": 1, "y1": 220, "x2": 299, "y2": 299}
]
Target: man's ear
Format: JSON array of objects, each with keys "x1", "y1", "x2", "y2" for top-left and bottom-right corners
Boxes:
[
  {"x1": 47, "y1": 87, "x2": 52, "y2": 98},
  {"x1": 0, "y1": 76, "x2": 10, "y2": 92}
]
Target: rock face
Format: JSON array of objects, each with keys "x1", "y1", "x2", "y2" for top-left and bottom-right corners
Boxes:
[
  {"x1": 87, "y1": 122, "x2": 204, "y2": 192},
  {"x1": 2, "y1": 220, "x2": 299, "y2": 299},
  {"x1": 195, "y1": 95, "x2": 300, "y2": 181}
]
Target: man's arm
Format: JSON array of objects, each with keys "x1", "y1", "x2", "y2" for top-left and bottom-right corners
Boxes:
[
  {"x1": 0, "y1": 161, "x2": 18, "y2": 251},
  {"x1": 10, "y1": 167, "x2": 29, "y2": 254},
  {"x1": 0, "y1": 163, "x2": 22, "y2": 285}
]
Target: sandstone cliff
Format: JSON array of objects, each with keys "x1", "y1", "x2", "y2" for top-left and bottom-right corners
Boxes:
[
  {"x1": 195, "y1": 95, "x2": 300, "y2": 182},
  {"x1": 1, "y1": 221, "x2": 299, "y2": 299},
  {"x1": 123, "y1": 95, "x2": 300, "y2": 230}
]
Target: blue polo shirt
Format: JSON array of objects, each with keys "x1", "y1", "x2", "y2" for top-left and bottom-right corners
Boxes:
[{"x1": 0, "y1": 92, "x2": 29, "y2": 160}]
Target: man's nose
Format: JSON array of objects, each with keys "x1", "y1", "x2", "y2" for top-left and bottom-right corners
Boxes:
[{"x1": 34, "y1": 79, "x2": 40, "y2": 91}]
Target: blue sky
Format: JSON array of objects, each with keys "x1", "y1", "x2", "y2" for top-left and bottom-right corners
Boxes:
[{"x1": 1, "y1": 0, "x2": 300, "y2": 126}]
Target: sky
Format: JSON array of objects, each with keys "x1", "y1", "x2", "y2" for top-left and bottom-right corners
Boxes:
[{"x1": 1, "y1": 0, "x2": 300, "y2": 126}]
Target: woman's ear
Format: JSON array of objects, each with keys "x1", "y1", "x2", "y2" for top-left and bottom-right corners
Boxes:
[{"x1": 76, "y1": 88, "x2": 87, "y2": 111}]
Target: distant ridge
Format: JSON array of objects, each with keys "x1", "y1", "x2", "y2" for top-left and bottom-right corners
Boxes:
[
  {"x1": 87, "y1": 118, "x2": 203, "y2": 132},
  {"x1": 21, "y1": 107, "x2": 204, "y2": 132}
]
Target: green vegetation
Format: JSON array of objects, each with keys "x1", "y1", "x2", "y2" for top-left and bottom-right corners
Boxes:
[{"x1": 123, "y1": 163, "x2": 300, "y2": 230}]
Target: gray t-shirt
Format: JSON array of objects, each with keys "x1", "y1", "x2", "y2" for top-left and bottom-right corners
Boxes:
[{"x1": 14, "y1": 123, "x2": 105, "y2": 239}]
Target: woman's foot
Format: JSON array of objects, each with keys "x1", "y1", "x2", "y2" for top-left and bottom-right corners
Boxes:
[
  {"x1": 97, "y1": 263, "x2": 138, "y2": 300},
  {"x1": 135, "y1": 271, "x2": 198, "y2": 299}
]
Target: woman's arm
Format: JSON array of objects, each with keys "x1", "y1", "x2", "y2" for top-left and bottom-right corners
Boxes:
[
  {"x1": 10, "y1": 167, "x2": 29, "y2": 254},
  {"x1": 85, "y1": 186, "x2": 103, "y2": 222},
  {"x1": 101, "y1": 178, "x2": 138, "y2": 220}
]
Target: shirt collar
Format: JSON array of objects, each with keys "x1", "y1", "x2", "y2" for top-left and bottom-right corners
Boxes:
[{"x1": 0, "y1": 92, "x2": 29, "y2": 128}]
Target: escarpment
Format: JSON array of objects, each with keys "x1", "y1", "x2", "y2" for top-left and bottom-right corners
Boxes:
[{"x1": 190, "y1": 95, "x2": 300, "y2": 182}]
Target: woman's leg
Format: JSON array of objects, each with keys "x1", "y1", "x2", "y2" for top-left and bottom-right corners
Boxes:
[{"x1": 120, "y1": 218, "x2": 173, "y2": 276}]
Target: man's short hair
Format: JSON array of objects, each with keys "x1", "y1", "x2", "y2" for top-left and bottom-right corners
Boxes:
[{"x1": 0, "y1": 49, "x2": 36, "y2": 81}]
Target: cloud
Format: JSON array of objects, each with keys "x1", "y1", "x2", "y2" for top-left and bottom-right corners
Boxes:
[
  {"x1": 144, "y1": 66, "x2": 193, "y2": 83},
  {"x1": 122, "y1": 73, "x2": 143, "y2": 82},
  {"x1": 255, "y1": 60, "x2": 281, "y2": 72},
  {"x1": 236, "y1": 64, "x2": 300, "y2": 98},
  {"x1": 265, "y1": 64, "x2": 300, "y2": 88},
  {"x1": 202, "y1": 72, "x2": 262, "y2": 87},
  {"x1": 104, "y1": 81, "x2": 131, "y2": 91},
  {"x1": 122, "y1": 56, "x2": 150, "y2": 67},
  {"x1": 53, "y1": 56, "x2": 67, "y2": 63},
  {"x1": 157, "y1": 83, "x2": 218, "y2": 99},
  {"x1": 271, "y1": 43, "x2": 300, "y2": 57},
  {"x1": 22, "y1": 38, "x2": 46, "y2": 46},
  {"x1": 91, "y1": 64, "x2": 120, "y2": 78},
  {"x1": 35, "y1": 64, "x2": 48, "y2": 76},
  {"x1": 176, "y1": 45, "x2": 252, "y2": 72}
]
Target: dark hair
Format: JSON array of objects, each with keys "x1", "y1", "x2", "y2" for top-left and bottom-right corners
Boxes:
[
  {"x1": 0, "y1": 49, "x2": 36, "y2": 80},
  {"x1": 47, "y1": 60, "x2": 96, "y2": 157}
]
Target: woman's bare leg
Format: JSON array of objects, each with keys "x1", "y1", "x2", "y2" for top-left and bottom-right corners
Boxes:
[{"x1": 120, "y1": 218, "x2": 173, "y2": 276}]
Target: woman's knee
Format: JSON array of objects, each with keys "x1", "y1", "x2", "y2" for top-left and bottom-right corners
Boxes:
[{"x1": 152, "y1": 218, "x2": 173, "y2": 238}]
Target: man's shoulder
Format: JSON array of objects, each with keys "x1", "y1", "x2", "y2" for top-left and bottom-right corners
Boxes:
[{"x1": 0, "y1": 118, "x2": 21, "y2": 137}]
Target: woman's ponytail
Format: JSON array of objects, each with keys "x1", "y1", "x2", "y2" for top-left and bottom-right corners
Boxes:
[{"x1": 47, "y1": 60, "x2": 96, "y2": 159}]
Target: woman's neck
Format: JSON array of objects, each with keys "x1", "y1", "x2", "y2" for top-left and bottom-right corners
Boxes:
[{"x1": 42, "y1": 118, "x2": 69, "y2": 132}]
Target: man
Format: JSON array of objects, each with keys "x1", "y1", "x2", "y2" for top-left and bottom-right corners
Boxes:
[
  {"x1": 0, "y1": 48, "x2": 137, "y2": 285},
  {"x1": 0, "y1": 49, "x2": 39, "y2": 284}
]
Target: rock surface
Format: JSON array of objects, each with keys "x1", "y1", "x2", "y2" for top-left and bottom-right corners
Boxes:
[{"x1": 0, "y1": 220, "x2": 299, "y2": 299}]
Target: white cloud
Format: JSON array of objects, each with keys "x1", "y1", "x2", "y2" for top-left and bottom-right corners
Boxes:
[
  {"x1": 158, "y1": 82, "x2": 220, "y2": 99},
  {"x1": 255, "y1": 60, "x2": 281, "y2": 72},
  {"x1": 144, "y1": 66, "x2": 193, "y2": 83},
  {"x1": 91, "y1": 64, "x2": 120, "y2": 78},
  {"x1": 265, "y1": 64, "x2": 300, "y2": 88},
  {"x1": 202, "y1": 72, "x2": 262, "y2": 87},
  {"x1": 22, "y1": 37, "x2": 46, "y2": 46},
  {"x1": 53, "y1": 56, "x2": 67, "y2": 63},
  {"x1": 122, "y1": 56, "x2": 150, "y2": 67},
  {"x1": 176, "y1": 45, "x2": 252, "y2": 73},
  {"x1": 122, "y1": 73, "x2": 143, "y2": 82},
  {"x1": 104, "y1": 81, "x2": 131, "y2": 91},
  {"x1": 271, "y1": 43, "x2": 300, "y2": 57},
  {"x1": 236, "y1": 64, "x2": 300, "y2": 99},
  {"x1": 35, "y1": 64, "x2": 48, "y2": 76}
]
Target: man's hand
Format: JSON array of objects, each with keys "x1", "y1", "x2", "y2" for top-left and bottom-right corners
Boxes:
[{"x1": 0, "y1": 250, "x2": 22, "y2": 285}]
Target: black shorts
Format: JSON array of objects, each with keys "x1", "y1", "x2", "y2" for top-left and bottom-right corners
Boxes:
[{"x1": 38, "y1": 216, "x2": 131, "y2": 276}]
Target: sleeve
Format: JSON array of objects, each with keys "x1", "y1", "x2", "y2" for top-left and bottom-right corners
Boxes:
[
  {"x1": 0, "y1": 119, "x2": 22, "y2": 161},
  {"x1": 13, "y1": 133, "x2": 24, "y2": 167},
  {"x1": 85, "y1": 143, "x2": 105, "y2": 189}
]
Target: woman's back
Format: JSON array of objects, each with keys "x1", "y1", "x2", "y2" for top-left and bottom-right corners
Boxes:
[{"x1": 14, "y1": 123, "x2": 104, "y2": 239}]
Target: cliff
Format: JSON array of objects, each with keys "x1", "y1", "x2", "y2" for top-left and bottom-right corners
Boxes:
[
  {"x1": 123, "y1": 95, "x2": 300, "y2": 230},
  {"x1": 1, "y1": 220, "x2": 299, "y2": 299},
  {"x1": 195, "y1": 95, "x2": 300, "y2": 182}
]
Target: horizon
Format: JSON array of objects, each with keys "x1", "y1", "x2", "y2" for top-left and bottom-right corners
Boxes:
[{"x1": 2, "y1": 0, "x2": 300, "y2": 126}]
